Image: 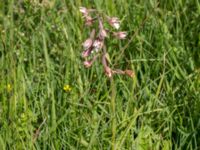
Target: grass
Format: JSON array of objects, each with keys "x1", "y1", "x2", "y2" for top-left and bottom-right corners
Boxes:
[{"x1": 0, "y1": 0, "x2": 200, "y2": 149}]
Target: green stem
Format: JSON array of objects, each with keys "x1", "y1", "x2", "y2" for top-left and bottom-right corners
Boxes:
[{"x1": 110, "y1": 77, "x2": 116, "y2": 150}]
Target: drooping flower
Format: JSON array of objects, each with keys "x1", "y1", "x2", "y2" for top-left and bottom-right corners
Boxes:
[
  {"x1": 108, "y1": 17, "x2": 120, "y2": 29},
  {"x1": 113, "y1": 31, "x2": 127, "y2": 39}
]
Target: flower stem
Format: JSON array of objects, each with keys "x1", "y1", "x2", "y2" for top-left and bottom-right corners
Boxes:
[{"x1": 110, "y1": 77, "x2": 116, "y2": 150}]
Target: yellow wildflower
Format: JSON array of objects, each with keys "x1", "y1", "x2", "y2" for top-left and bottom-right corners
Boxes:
[
  {"x1": 7, "y1": 84, "x2": 12, "y2": 92},
  {"x1": 63, "y1": 85, "x2": 71, "y2": 92}
]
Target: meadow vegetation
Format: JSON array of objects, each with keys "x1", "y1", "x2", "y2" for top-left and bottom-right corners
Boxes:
[{"x1": 0, "y1": 0, "x2": 200, "y2": 149}]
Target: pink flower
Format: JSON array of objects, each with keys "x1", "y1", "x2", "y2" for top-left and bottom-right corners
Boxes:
[
  {"x1": 93, "y1": 39, "x2": 103, "y2": 52},
  {"x1": 98, "y1": 20, "x2": 107, "y2": 39},
  {"x1": 79, "y1": 7, "x2": 95, "y2": 16},
  {"x1": 82, "y1": 38, "x2": 93, "y2": 49},
  {"x1": 83, "y1": 60, "x2": 93, "y2": 68},
  {"x1": 113, "y1": 31, "x2": 127, "y2": 39},
  {"x1": 79, "y1": 7, "x2": 89, "y2": 16},
  {"x1": 79, "y1": 7, "x2": 95, "y2": 26},
  {"x1": 85, "y1": 16, "x2": 94, "y2": 26},
  {"x1": 82, "y1": 48, "x2": 92, "y2": 58},
  {"x1": 100, "y1": 29, "x2": 107, "y2": 39},
  {"x1": 108, "y1": 17, "x2": 120, "y2": 29},
  {"x1": 83, "y1": 55, "x2": 98, "y2": 68}
]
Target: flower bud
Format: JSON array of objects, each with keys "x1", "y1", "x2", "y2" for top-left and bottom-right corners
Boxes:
[
  {"x1": 104, "y1": 66, "x2": 112, "y2": 77},
  {"x1": 100, "y1": 29, "x2": 107, "y2": 39}
]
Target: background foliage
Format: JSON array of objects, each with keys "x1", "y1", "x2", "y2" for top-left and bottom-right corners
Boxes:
[{"x1": 0, "y1": 0, "x2": 200, "y2": 149}]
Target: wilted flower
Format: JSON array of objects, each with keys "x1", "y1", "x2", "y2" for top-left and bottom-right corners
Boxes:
[
  {"x1": 124, "y1": 70, "x2": 134, "y2": 77},
  {"x1": 104, "y1": 66, "x2": 112, "y2": 77},
  {"x1": 82, "y1": 38, "x2": 93, "y2": 49},
  {"x1": 112, "y1": 69, "x2": 124, "y2": 75},
  {"x1": 108, "y1": 17, "x2": 120, "y2": 29},
  {"x1": 113, "y1": 31, "x2": 127, "y2": 39}
]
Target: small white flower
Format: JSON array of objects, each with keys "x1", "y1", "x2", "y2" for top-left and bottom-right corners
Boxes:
[{"x1": 113, "y1": 23, "x2": 120, "y2": 29}]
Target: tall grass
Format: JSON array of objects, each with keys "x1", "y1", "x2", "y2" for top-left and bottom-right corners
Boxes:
[{"x1": 0, "y1": 0, "x2": 200, "y2": 149}]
